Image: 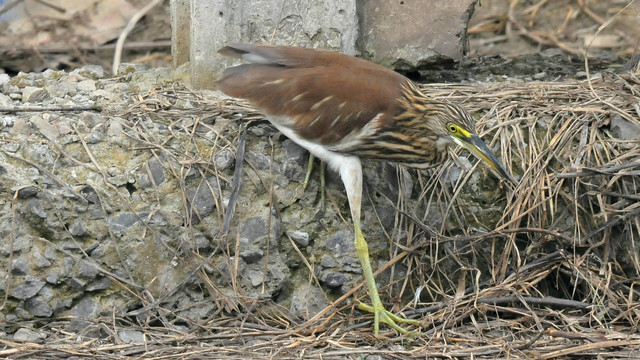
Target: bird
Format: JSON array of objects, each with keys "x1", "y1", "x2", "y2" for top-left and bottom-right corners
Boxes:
[{"x1": 216, "y1": 44, "x2": 516, "y2": 336}]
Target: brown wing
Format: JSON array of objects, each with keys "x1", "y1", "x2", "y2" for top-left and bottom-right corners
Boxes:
[{"x1": 216, "y1": 44, "x2": 409, "y2": 146}]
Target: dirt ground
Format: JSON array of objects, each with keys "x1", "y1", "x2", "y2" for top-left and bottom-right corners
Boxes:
[{"x1": 469, "y1": 0, "x2": 639, "y2": 58}]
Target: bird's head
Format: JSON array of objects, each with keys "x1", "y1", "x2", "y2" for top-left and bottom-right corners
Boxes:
[{"x1": 433, "y1": 103, "x2": 517, "y2": 184}]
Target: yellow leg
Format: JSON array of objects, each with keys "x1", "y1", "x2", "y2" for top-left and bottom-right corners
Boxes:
[
  {"x1": 338, "y1": 156, "x2": 419, "y2": 335},
  {"x1": 302, "y1": 153, "x2": 326, "y2": 207},
  {"x1": 319, "y1": 161, "x2": 326, "y2": 206},
  {"x1": 302, "y1": 154, "x2": 315, "y2": 190},
  {"x1": 353, "y1": 222, "x2": 420, "y2": 335}
]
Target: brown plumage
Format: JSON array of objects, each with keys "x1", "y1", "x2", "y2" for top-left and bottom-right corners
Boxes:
[{"x1": 216, "y1": 44, "x2": 480, "y2": 169}]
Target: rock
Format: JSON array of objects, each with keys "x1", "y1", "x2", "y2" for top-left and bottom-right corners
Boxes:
[
  {"x1": 77, "y1": 261, "x2": 99, "y2": 280},
  {"x1": 0, "y1": 92, "x2": 13, "y2": 106},
  {"x1": 45, "y1": 269, "x2": 61, "y2": 284},
  {"x1": 282, "y1": 139, "x2": 307, "y2": 160},
  {"x1": 290, "y1": 284, "x2": 328, "y2": 319},
  {"x1": 71, "y1": 298, "x2": 102, "y2": 318},
  {"x1": 26, "y1": 143, "x2": 56, "y2": 166},
  {"x1": 68, "y1": 277, "x2": 87, "y2": 290},
  {"x1": 0, "y1": 235, "x2": 31, "y2": 256},
  {"x1": 239, "y1": 248, "x2": 264, "y2": 264},
  {"x1": 320, "y1": 255, "x2": 337, "y2": 268},
  {"x1": 107, "y1": 119, "x2": 124, "y2": 137},
  {"x1": 0, "y1": 73, "x2": 9, "y2": 85},
  {"x1": 286, "y1": 230, "x2": 309, "y2": 247},
  {"x1": 69, "y1": 219, "x2": 88, "y2": 237},
  {"x1": 33, "y1": 249, "x2": 52, "y2": 268},
  {"x1": 139, "y1": 174, "x2": 152, "y2": 188},
  {"x1": 214, "y1": 149, "x2": 235, "y2": 170},
  {"x1": 246, "y1": 269, "x2": 265, "y2": 287},
  {"x1": 320, "y1": 272, "x2": 347, "y2": 288},
  {"x1": 25, "y1": 297, "x2": 53, "y2": 317},
  {"x1": 28, "y1": 199, "x2": 47, "y2": 219},
  {"x1": 119, "y1": 329, "x2": 145, "y2": 344},
  {"x1": 326, "y1": 231, "x2": 354, "y2": 253},
  {"x1": 30, "y1": 114, "x2": 59, "y2": 141},
  {"x1": 610, "y1": 114, "x2": 640, "y2": 140},
  {"x1": 2, "y1": 137, "x2": 19, "y2": 151},
  {"x1": 45, "y1": 81, "x2": 76, "y2": 98},
  {"x1": 74, "y1": 65, "x2": 105, "y2": 79},
  {"x1": 11, "y1": 257, "x2": 29, "y2": 275},
  {"x1": 22, "y1": 86, "x2": 49, "y2": 103},
  {"x1": 42, "y1": 69, "x2": 65, "y2": 79},
  {"x1": 246, "y1": 151, "x2": 270, "y2": 170},
  {"x1": 188, "y1": 1, "x2": 358, "y2": 89},
  {"x1": 186, "y1": 177, "x2": 220, "y2": 224},
  {"x1": 117, "y1": 63, "x2": 149, "y2": 75},
  {"x1": 17, "y1": 186, "x2": 38, "y2": 198},
  {"x1": 14, "y1": 328, "x2": 46, "y2": 342},
  {"x1": 76, "y1": 79, "x2": 96, "y2": 92},
  {"x1": 216, "y1": 257, "x2": 247, "y2": 282},
  {"x1": 110, "y1": 212, "x2": 141, "y2": 228},
  {"x1": 86, "y1": 277, "x2": 111, "y2": 292},
  {"x1": 148, "y1": 158, "x2": 165, "y2": 185},
  {"x1": 240, "y1": 217, "x2": 268, "y2": 243},
  {"x1": 374, "y1": 205, "x2": 396, "y2": 230},
  {"x1": 365, "y1": 355, "x2": 383, "y2": 360},
  {"x1": 11, "y1": 277, "x2": 46, "y2": 300},
  {"x1": 79, "y1": 185, "x2": 99, "y2": 204},
  {"x1": 66, "y1": 319, "x2": 92, "y2": 333},
  {"x1": 44, "y1": 246, "x2": 58, "y2": 261}
]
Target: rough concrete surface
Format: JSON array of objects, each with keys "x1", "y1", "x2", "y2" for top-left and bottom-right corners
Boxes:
[
  {"x1": 359, "y1": 0, "x2": 477, "y2": 69},
  {"x1": 1, "y1": 64, "x2": 458, "y2": 331},
  {"x1": 189, "y1": 0, "x2": 358, "y2": 88},
  {"x1": 179, "y1": 0, "x2": 476, "y2": 88}
]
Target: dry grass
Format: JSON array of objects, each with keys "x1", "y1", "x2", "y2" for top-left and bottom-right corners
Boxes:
[{"x1": 2, "y1": 68, "x2": 639, "y2": 359}]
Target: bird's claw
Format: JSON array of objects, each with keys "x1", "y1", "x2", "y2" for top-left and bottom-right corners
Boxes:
[{"x1": 357, "y1": 302, "x2": 421, "y2": 336}]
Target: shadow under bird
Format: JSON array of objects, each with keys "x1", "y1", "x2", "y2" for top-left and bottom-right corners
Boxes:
[{"x1": 216, "y1": 44, "x2": 516, "y2": 336}]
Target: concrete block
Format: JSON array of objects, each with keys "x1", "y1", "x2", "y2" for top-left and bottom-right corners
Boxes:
[
  {"x1": 189, "y1": 0, "x2": 358, "y2": 89},
  {"x1": 172, "y1": 0, "x2": 477, "y2": 89},
  {"x1": 359, "y1": 0, "x2": 478, "y2": 70},
  {"x1": 170, "y1": 0, "x2": 190, "y2": 67}
]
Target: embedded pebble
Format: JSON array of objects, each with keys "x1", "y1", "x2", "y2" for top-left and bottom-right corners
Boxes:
[
  {"x1": 117, "y1": 63, "x2": 149, "y2": 74},
  {"x1": 290, "y1": 284, "x2": 328, "y2": 319},
  {"x1": 119, "y1": 330, "x2": 145, "y2": 344},
  {"x1": 25, "y1": 297, "x2": 53, "y2": 317},
  {"x1": 247, "y1": 269, "x2": 265, "y2": 287},
  {"x1": 22, "y1": 86, "x2": 49, "y2": 103},
  {"x1": 286, "y1": 230, "x2": 310, "y2": 246},
  {"x1": 11, "y1": 277, "x2": 46, "y2": 300},
  {"x1": 320, "y1": 272, "x2": 347, "y2": 288},
  {"x1": 14, "y1": 328, "x2": 47, "y2": 342},
  {"x1": 69, "y1": 219, "x2": 88, "y2": 237},
  {"x1": 74, "y1": 65, "x2": 105, "y2": 79},
  {"x1": 11, "y1": 257, "x2": 29, "y2": 275},
  {"x1": 239, "y1": 249, "x2": 264, "y2": 264},
  {"x1": 0, "y1": 92, "x2": 13, "y2": 106},
  {"x1": 214, "y1": 149, "x2": 235, "y2": 170},
  {"x1": 326, "y1": 231, "x2": 354, "y2": 253}
]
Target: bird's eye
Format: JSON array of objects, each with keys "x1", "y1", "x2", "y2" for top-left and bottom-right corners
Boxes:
[{"x1": 448, "y1": 123, "x2": 457, "y2": 133}]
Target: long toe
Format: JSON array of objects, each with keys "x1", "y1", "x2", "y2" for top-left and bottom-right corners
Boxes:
[{"x1": 357, "y1": 303, "x2": 421, "y2": 336}]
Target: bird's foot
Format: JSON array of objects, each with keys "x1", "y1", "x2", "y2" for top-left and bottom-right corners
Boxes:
[{"x1": 357, "y1": 302, "x2": 421, "y2": 336}]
